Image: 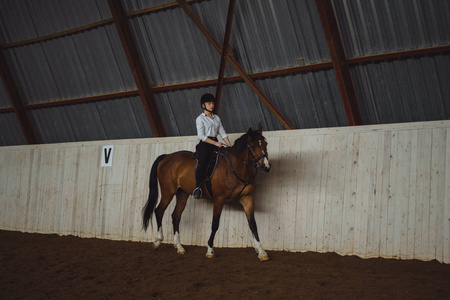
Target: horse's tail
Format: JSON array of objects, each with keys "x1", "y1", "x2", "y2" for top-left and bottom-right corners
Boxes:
[{"x1": 143, "y1": 154, "x2": 166, "y2": 231}]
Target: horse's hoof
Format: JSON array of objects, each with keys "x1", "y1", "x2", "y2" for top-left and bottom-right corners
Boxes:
[
  {"x1": 177, "y1": 248, "x2": 186, "y2": 255},
  {"x1": 258, "y1": 253, "x2": 270, "y2": 261},
  {"x1": 153, "y1": 241, "x2": 162, "y2": 249},
  {"x1": 206, "y1": 246, "x2": 215, "y2": 258}
]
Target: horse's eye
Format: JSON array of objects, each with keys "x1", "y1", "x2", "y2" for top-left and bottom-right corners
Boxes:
[{"x1": 251, "y1": 145, "x2": 255, "y2": 149}]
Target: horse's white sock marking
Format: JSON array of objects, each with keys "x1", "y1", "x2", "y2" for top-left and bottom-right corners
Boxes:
[
  {"x1": 174, "y1": 232, "x2": 185, "y2": 254},
  {"x1": 206, "y1": 246, "x2": 215, "y2": 258},
  {"x1": 154, "y1": 227, "x2": 164, "y2": 248},
  {"x1": 253, "y1": 237, "x2": 269, "y2": 261}
]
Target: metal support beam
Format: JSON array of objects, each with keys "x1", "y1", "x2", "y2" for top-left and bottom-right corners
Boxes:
[
  {"x1": 316, "y1": 0, "x2": 362, "y2": 126},
  {"x1": 176, "y1": 0, "x2": 293, "y2": 130},
  {"x1": 0, "y1": 49, "x2": 37, "y2": 144},
  {"x1": 0, "y1": 63, "x2": 334, "y2": 114},
  {"x1": 214, "y1": 0, "x2": 236, "y2": 114},
  {"x1": 108, "y1": 0, "x2": 167, "y2": 137}
]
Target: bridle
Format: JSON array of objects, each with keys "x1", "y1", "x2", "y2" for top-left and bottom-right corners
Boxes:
[
  {"x1": 218, "y1": 139, "x2": 268, "y2": 198},
  {"x1": 247, "y1": 140, "x2": 268, "y2": 169}
]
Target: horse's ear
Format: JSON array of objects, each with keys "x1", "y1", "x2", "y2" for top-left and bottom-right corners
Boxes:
[
  {"x1": 247, "y1": 127, "x2": 253, "y2": 133},
  {"x1": 257, "y1": 123, "x2": 262, "y2": 133}
]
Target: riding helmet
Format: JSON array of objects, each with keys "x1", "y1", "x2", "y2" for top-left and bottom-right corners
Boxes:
[{"x1": 200, "y1": 93, "x2": 216, "y2": 108}]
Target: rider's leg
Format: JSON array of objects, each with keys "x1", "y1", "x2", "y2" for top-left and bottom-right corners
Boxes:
[{"x1": 193, "y1": 140, "x2": 215, "y2": 199}]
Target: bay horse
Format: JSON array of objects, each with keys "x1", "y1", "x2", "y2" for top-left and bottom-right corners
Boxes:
[{"x1": 143, "y1": 124, "x2": 271, "y2": 261}]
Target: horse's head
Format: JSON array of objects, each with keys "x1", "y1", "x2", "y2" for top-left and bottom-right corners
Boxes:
[{"x1": 246, "y1": 123, "x2": 271, "y2": 173}]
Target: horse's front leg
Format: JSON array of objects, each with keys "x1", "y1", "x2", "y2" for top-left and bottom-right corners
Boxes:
[
  {"x1": 206, "y1": 200, "x2": 224, "y2": 258},
  {"x1": 240, "y1": 196, "x2": 269, "y2": 261}
]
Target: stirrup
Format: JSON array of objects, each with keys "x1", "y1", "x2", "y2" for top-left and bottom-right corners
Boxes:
[{"x1": 193, "y1": 187, "x2": 202, "y2": 199}]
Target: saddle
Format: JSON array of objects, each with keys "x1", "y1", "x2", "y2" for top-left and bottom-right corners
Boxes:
[{"x1": 193, "y1": 148, "x2": 227, "y2": 199}]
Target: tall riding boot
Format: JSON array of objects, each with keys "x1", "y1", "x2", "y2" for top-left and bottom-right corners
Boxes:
[{"x1": 193, "y1": 164, "x2": 204, "y2": 199}]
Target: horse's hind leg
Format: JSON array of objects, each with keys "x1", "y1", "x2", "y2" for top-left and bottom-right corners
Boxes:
[
  {"x1": 153, "y1": 190, "x2": 174, "y2": 249},
  {"x1": 172, "y1": 189, "x2": 189, "y2": 254}
]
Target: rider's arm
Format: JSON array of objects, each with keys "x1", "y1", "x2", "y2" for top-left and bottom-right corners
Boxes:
[
  {"x1": 205, "y1": 137, "x2": 222, "y2": 147},
  {"x1": 223, "y1": 137, "x2": 232, "y2": 147}
]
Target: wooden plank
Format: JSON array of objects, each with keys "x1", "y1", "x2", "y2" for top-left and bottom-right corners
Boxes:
[
  {"x1": 379, "y1": 131, "x2": 392, "y2": 257},
  {"x1": 429, "y1": 128, "x2": 446, "y2": 261},
  {"x1": 24, "y1": 148, "x2": 41, "y2": 232},
  {"x1": 444, "y1": 129, "x2": 450, "y2": 263},
  {"x1": 354, "y1": 132, "x2": 377, "y2": 256},
  {"x1": 372, "y1": 131, "x2": 387, "y2": 258},
  {"x1": 59, "y1": 147, "x2": 77, "y2": 236},
  {"x1": 415, "y1": 129, "x2": 432, "y2": 260},
  {"x1": 406, "y1": 130, "x2": 418, "y2": 259},
  {"x1": 253, "y1": 136, "x2": 279, "y2": 250},
  {"x1": 316, "y1": 135, "x2": 329, "y2": 252},
  {"x1": 0, "y1": 150, "x2": 23, "y2": 229},
  {"x1": 361, "y1": 132, "x2": 379, "y2": 257},
  {"x1": 265, "y1": 136, "x2": 282, "y2": 250},
  {"x1": 395, "y1": 130, "x2": 412, "y2": 259},
  {"x1": 71, "y1": 147, "x2": 88, "y2": 237},
  {"x1": 306, "y1": 135, "x2": 325, "y2": 252},
  {"x1": 94, "y1": 147, "x2": 107, "y2": 238},
  {"x1": 295, "y1": 135, "x2": 312, "y2": 251},
  {"x1": 340, "y1": 132, "x2": 359, "y2": 255},
  {"x1": 279, "y1": 136, "x2": 300, "y2": 250},
  {"x1": 2, "y1": 151, "x2": 16, "y2": 229},
  {"x1": 323, "y1": 134, "x2": 347, "y2": 253},
  {"x1": 0, "y1": 151, "x2": 9, "y2": 228},
  {"x1": 84, "y1": 145, "x2": 101, "y2": 239},
  {"x1": 33, "y1": 148, "x2": 61, "y2": 234},
  {"x1": 386, "y1": 131, "x2": 398, "y2": 257}
]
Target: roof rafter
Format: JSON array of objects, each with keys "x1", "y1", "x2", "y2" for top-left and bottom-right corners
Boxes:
[
  {"x1": 108, "y1": 0, "x2": 167, "y2": 137},
  {"x1": 214, "y1": 0, "x2": 236, "y2": 114},
  {"x1": 316, "y1": 0, "x2": 362, "y2": 126},
  {"x1": 176, "y1": 0, "x2": 294, "y2": 130}
]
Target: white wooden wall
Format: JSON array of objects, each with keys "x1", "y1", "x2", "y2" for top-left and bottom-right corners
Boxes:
[{"x1": 1, "y1": 121, "x2": 449, "y2": 263}]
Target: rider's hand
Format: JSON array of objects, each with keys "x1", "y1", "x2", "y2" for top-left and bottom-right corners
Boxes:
[{"x1": 216, "y1": 141, "x2": 223, "y2": 148}]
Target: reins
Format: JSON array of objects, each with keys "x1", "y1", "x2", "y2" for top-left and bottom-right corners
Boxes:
[{"x1": 218, "y1": 140, "x2": 265, "y2": 198}]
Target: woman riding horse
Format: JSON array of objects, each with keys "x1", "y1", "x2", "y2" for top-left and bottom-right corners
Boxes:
[
  {"x1": 143, "y1": 123, "x2": 271, "y2": 261},
  {"x1": 193, "y1": 93, "x2": 232, "y2": 199}
]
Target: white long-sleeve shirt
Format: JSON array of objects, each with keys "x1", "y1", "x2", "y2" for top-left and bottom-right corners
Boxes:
[{"x1": 196, "y1": 113, "x2": 228, "y2": 142}]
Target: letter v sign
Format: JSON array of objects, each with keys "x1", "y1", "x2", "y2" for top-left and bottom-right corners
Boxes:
[{"x1": 101, "y1": 145, "x2": 114, "y2": 167}]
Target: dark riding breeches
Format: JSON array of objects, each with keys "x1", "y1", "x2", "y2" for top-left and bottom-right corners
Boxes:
[{"x1": 195, "y1": 137, "x2": 218, "y2": 189}]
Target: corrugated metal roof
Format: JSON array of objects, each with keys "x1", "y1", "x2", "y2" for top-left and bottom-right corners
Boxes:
[
  {"x1": 0, "y1": 0, "x2": 112, "y2": 44},
  {"x1": 0, "y1": 0, "x2": 449, "y2": 146},
  {"x1": 4, "y1": 24, "x2": 135, "y2": 105},
  {"x1": 333, "y1": 0, "x2": 450, "y2": 125},
  {"x1": 0, "y1": 81, "x2": 9, "y2": 108},
  {"x1": 0, "y1": 112, "x2": 26, "y2": 146},
  {"x1": 352, "y1": 54, "x2": 450, "y2": 124},
  {"x1": 129, "y1": 10, "x2": 221, "y2": 86},
  {"x1": 27, "y1": 97, "x2": 155, "y2": 144},
  {"x1": 333, "y1": 0, "x2": 450, "y2": 57}
]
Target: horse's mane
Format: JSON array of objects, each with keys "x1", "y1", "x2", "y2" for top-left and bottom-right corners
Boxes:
[{"x1": 232, "y1": 128, "x2": 264, "y2": 153}]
